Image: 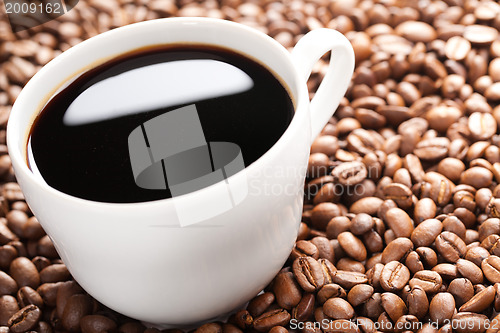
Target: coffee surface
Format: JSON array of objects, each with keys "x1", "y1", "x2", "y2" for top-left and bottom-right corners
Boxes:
[{"x1": 28, "y1": 45, "x2": 294, "y2": 203}]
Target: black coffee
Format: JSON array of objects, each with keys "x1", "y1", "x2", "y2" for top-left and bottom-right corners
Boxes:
[{"x1": 28, "y1": 45, "x2": 294, "y2": 203}]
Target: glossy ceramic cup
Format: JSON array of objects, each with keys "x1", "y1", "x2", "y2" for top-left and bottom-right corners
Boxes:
[{"x1": 7, "y1": 17, "x2": 354, "y2": 326}]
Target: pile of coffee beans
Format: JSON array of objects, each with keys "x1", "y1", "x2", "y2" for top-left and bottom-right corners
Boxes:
[{"x1": 2, "y1": 0, "x2": 500, "y2": 332}]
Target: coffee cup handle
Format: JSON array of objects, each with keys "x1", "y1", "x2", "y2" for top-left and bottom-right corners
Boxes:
[{"x1": 291, "y1": 29, "x2": 355, "y2": 141}]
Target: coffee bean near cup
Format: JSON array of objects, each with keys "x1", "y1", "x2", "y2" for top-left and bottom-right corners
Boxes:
[{"x1": 7, "y1": 18, "x2": 354, "y2": 325}]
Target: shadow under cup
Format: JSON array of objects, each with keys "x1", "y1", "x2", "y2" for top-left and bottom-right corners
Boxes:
[{"x1": 8, "y1": 18, "x2": 312, "y2": 326}]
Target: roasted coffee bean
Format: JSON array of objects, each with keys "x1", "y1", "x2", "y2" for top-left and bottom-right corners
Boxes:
[
  {"x1": 461, "y1": 166, "x2": 494, "y2": 189},
  {"x1": 347, "y1": 284, "x2": 374, "y2": 307},
  {"x1": 413, "y1": 198, "x2": 437, "y2": 224},
  {"x1": 459, "y1": 285, "x2": 495, "y2": 313},
  {"x1": 0, "y1": 271, "x2": 17, "y2": 296},
  {"x1": 61, "y1": 294, "x2": 93, "y2": 332},
  {"x1": 380, "y1": 261, "x2": 410, "y2": 291},
  {"x1": 366, "y1": 263, "x2": 383, "y2": 290},
  {"x1": 331, "y1": 161, "x2": 367, "y2": 186},
  {"x1": 442, "y1": 216, "x2": 467, "y2": 241},
  {"x1": 448, "y1": 278, "x2": 475, "y2": 307},
  {"x1": 323, "y1": 297, "x2": 354, "y2": 320},
  {"x1": 453, "y1": 190, "x2": 476, "y2": 212},
  {"x1": 429, "y1": 293, "x2": 455, "y2": 326},
  {"x1": 435, "y1": 231, "x2": 467, "y2": 263},
  {"x1": 424, "y1": 172, "x2": 454, "y2": 207},
  {"x1": 233, "y1": 310, "x2": 253, "y2": 329},
  {"x1": 253, "y1": 309, "x2": 290, "y2": 333},
  {"x1": 489, "y1": 314, "x2": 500, "y2": 333},
  {"x1": 487, "y1": 198, "x2": 500, "y2": 219},
  {"x1": 446, "y1": 36, "x2": 471, "y2": 61},
  {"x1": 8, "y1": 304, "x2": 41, "y2": 333},
  {"x1": 383, "y1": 183, "x2": 413, "y2": 210},
  {"x1": 194, "y1": 323, "x2": 221, "y2": 333},
  {"x1": 466, "y1": 246, "x2": 490, "y2": 267},
  {"x1": 23, "y1": 217, "x2": 44, "y2": 241},
  {"x1": 311, "y1": 203, "x2": 342, "y2": 231},
  {"x1": 409, "y1": 270, "x2": 442, "y2": 293},
  {"x1": 353, "y1": 317, "x2": 375, "y2": 333},
  {"x1": 335, "y1": 258, "x2": 364, "y2": 273},
  {"x1": 118, "y1": 321, "x2": 146, "y2": 333},
  {"x1": 268, "y1": 326, "x2": 287, "y2": 333},
  {"x1": 55, "y1": 280, "x2": 83, "y2": 318},
  {"x1": 363, "y1": 292, "x2": 383, "y2": 319},
  {"x1": 381, "y1": 237, "x2": 413, "y2": 263},
  {"x1": 292, "y1": 257, "x2": 325, "y2": 292},
  {"x1": 393, "y1": 167, "x2": 412, "y2": 188},
  {"x1": 407, "y1": 285, "x2": 429, "y2": 319},
  {"x1": 479, "y1": 218, "x2": 500, "y2": 242},
  {"x1": 494, "y1": 163, "x2": 500, "y2": 182},
  {"x1": 6, "y1": 210, "x2": 28, "y2": 238},
  {"x1": 310, "y1": 237, "x2": 334, "y2": 263},
  {"x1": 414, "y1": 137, "x2": 450, "y2": 161},
  {"x1": 452, "y1": 312, "x2": 489, "y2": 333},
  {"x1": 36, "y1": 235, "x2": 58, "y2": 259},
  {"x1": 80, "y1": 315, "x2": 118, "y2": 333},
  {"x1": 469, "y1": 112, "x2": 497, "y2": 140},
  {"x1": 362, "y1": 230, "x2": 384, "y2": 254},
  {"x1": 311, "y1": 135, "x2": 339, "y2": 157},
  {"x1": 466, "y1": 230, "x2": 480, "y2": 245},
  {"x1": 35, "y1": 321, "x2": 52, "y2": 333},
  {"x1": 349, "y1": 213, "x2": 374, "y2": 235},
  {"x1": 326, "y1": 217, "x2": 351, "y2": 239},
  {"x1": 377, "y1": 199, "x2": 397, "y2": 222},
  {"x1": 291, "y1": 240, "x2": 319, "y2": 260},
  {"x1": 0, "y1": 223, "x2": 17, "y2": 245},
  {"x1": 405, "y1": 251, "x2": 424, "y2": 274},
  {"x1": 456, "y1": 259, "x2": 484, "y2": 285},
  {"x1": 331, "y1": 270, "x2": 368, "y2": 289},
  {"x1": 273, "y1": 272, "x2": 301, "y2": 310},
  {"x1": 465, "y1": 24, "x2": 499, "y2": 45},
  {"x1": 0, "y1": 295, "x2": 19, "y2": 326},
  {"x1": 411, "y1": 219, "x2": 442, "y2": 247},
  {"x1": 433, "y1": 263, "x2": 459, "y2": 280},
  {"x1": 308, "y1": 153, "x2": 330, "y2": 178},
  {"x1": 9, "y1": 257, "x2": 40, "y2": 289},
  {"x1": 317, "y1": 284, "x2": 346, "y2": 304},
  {"x1": 381, "y1": 292, "x2": 407, "y2": 322},
  {"x1": 415, "y1": 247, "x2": 438, "y2": 268},
  {"x1": 31, "y1": 256, "x2": 50, "y2": 273},
  {"x1": 482, "y1": 256, "x2": 500, "y2": 284},
  {"x1": 17, "y1": 286, "x2": 43, "y2": 309},
  {"x1": 40, "y1": 264, "x2": 70, "y2": 284},
  {"x1": 349, "y1": 196, "x2": 384, "y2": 215},
  {"x1": 247, "y1": 292, "x2": 274, "y2": 318},
  {"x1": 384, "y1": 208, "x2": 414, "y2": 238},
  {"x1": 337, "y1": 232, "x2": 367, "y2": 261},
  {"x1": 494, "y1": 283, "x2": 500, "y2": 313},
  {"x1": 481, "y1": 234, "x2": 500, "y2": 253},
  {"x1": 35, "y1": 282, "x2": 60, "y2": 308},
  {"x1": 437, "y1": 157, "x2": 465, "y2": 183},
  {"x1": 318, "y1": 258, "x2": 337, "y2": 284},
  {"x1": 291, "y1": 294, "x2": 314, "y2": 321}
]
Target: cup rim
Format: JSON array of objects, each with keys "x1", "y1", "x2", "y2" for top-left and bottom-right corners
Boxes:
[{"x1": 7, "y1": 17, "x2": 310, "y2": 208}]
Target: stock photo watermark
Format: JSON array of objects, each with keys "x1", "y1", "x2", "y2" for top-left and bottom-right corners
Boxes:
[
  {"x1": 290, "y1": 318, "x2": 500, "y2": 332},
  {"x1": 2, "y1": 0, "x2": 78, "y2": 32}
]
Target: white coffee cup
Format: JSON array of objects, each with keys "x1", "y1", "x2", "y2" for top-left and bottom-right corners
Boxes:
[{"x1": 7, "y1": 17, "x2": 354, "y2": 326}]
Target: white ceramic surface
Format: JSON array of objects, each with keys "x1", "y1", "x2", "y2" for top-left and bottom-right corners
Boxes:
[{"x1": 7, "y1": 18, "x2": 354, "y2": 326}]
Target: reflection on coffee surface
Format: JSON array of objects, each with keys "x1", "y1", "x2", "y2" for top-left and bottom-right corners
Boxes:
[{"x1": 27, "y1": 45, "x2": 294, "y2": 203}]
